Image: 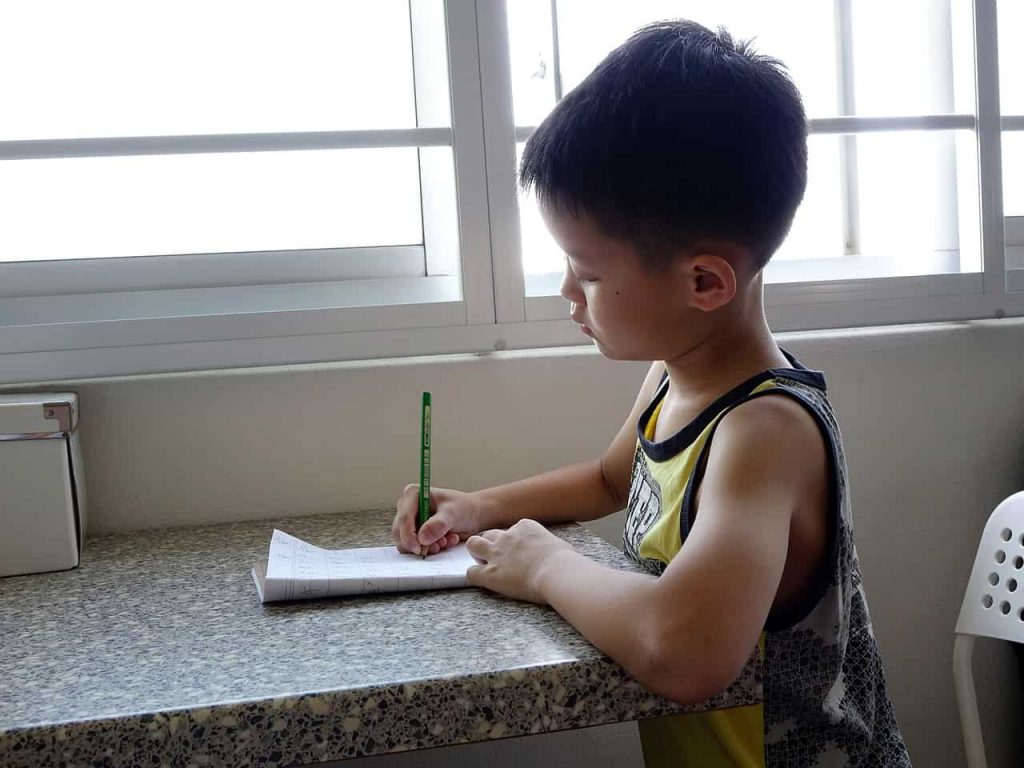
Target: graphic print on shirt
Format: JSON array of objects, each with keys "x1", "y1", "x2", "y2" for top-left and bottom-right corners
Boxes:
[
  {"x1": 624, "y1": 443, "x2": 667, "y2": 575},
  {"x1": 625, "y1": 365, "x2": 911, "y2": 767}
]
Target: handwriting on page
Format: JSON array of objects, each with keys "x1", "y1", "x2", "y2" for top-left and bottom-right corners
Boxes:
[{"x1": 261, "y1": 529, "x2": 477, "y2": 602}]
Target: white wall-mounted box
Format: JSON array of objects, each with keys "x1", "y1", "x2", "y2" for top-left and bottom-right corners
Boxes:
[{"x1": 0, "y1": 393, "x2": 87, "y2": 578}]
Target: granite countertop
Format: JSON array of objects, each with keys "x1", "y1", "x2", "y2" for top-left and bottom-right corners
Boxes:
[{"x1": 0, "y1": 510, "x2": 762, "y2": 767}]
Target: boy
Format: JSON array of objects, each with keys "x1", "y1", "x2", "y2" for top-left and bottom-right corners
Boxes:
[{"x1": 392, "y1": 20, "x2": 910, "y2": 767}]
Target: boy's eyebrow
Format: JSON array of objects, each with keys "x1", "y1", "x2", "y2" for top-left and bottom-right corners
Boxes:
[{"x1": 565, "y1": 252, "x2": 593, "y2": 271}]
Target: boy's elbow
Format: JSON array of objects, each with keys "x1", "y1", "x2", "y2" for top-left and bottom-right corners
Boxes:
[
  {"x1": 638, "y1": 631, "x2": 747, "y2": 706},
  {"x1": 642, "y1": 661, "x2": 733, "y2": 707}
]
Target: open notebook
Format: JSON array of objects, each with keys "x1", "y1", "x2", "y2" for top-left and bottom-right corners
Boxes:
[{"x1": 251, "y1": 529, "x2": 479, "y2": 603}]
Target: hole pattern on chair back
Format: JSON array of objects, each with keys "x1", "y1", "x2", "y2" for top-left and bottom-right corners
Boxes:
[{"x1": 957, "y1": 492, "x2": 1024, "y2": 642}]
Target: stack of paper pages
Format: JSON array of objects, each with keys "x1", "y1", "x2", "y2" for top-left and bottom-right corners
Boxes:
[{"x1": 251, "y1": 529, "x2": 478, "y2": 603}]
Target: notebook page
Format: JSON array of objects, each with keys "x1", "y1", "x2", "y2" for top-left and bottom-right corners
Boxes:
[{"x1": 258, "y1": 529, "x2": 478, "y2": 602}]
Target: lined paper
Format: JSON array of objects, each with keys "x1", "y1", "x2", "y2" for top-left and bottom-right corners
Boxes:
[{"x1": 251, "y1": 529, "x2": 478, "y2": 603}]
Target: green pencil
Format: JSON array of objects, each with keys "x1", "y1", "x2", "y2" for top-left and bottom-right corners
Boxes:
[{"x1": 417, "y1": 391, "x2": 432, "y2": 557}]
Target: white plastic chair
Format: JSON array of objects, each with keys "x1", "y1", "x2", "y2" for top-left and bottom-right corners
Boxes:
[{"x1": 954, "y1": 491, "x2": 1024, "y2": 768}]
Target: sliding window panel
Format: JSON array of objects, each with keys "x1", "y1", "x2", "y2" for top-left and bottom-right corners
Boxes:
[
  {"x1": 0, "y1": 0, "x2": 426, "y2": 140},
  {"x1": 0, "y1": 149, "x2": 425, "y2": 265},
  {"x1": 767, "y1": 130, "x2": 981, "y2": 283},
  {"x1": 509, "y1": 0, "x2": 979, "y2": 297},
  {"x1": 998, "y1": 0, "x2": 1023, "y2": 117},
  {"x1": 522, "y1": 126, "x2": 980, "y2": 294},
  {"x1": 513, "y1": 0, "x2": 974, "y2": 122},
  {"x1": 506, "y1": 0, "x2": 559, "y2": 127},
  {"x1": 1005, "y1": 133, "x2": 1024, "y2": 218},
  {"x1": 516, "y1": 143, "x2": 563, "y2": 292},
  {"x1": 849, "y1": 0, "x2": 973, "y2": 117},
  {"x1": 0, "y1": 0, "x2": 477, "y2": 381},
  {"x1": 549, "y1": 0, "x2": 838, "y2": 119},
  {"x1": 998, "y1": 0, "x2": 1022, "y2": 290},
  {"x1": 1003, "y1": 130, "x2": 1024, "y2": 289}
]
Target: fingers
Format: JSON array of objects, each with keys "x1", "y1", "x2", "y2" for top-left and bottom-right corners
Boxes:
[
  {"x1": 466, "y1": 532, "x2": 497, "y2": 563},
  {"x1": 393, "y1": 485, "x2": 423, "y2": 553},
  {"x1": 422, "y1": 531, "x2": 461, "y2": 555},
  {"x1": 466, "y1": 563, "x2": 485, "y2": 586},
  {"x1": 394, "y1": 485, "x2": 481, "y2": 557},
  {"x1": 417, "y1": 515, "x2": 450, "y2": 546},
  {"x1": 392, "y1": 509, "x2": 415, "y2": 554}
]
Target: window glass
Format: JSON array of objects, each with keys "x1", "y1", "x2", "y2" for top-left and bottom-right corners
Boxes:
[
  {"x1": 0, "y1": 149, "x2": 425, "y2": 262},
  {"x1": 0, "y1": 0, "x2": 420, "y2": 141},
  {"x1": 998, "y1": 0, "x2": 1023, "y2": 115},
  {"x1": 507, "y1": 0, "x2": 557, "y2": 128},
  {"x1": 854, "y1": 130, "x2": 978, "y2": 273},
  {"x1": 998, "y1": 0, "x2": 1023, "y2": 218},
  {"x1": 509, "y1": 1, "x2": 978, "y2": 284},
  {"x1": 511, "y1": 0, "x2": 972, "y2": 124},
  {"x1": 1004, "y1": 134, "x2": 1024, "y2": 218},
  {"x1": 516, "y1": 143, "x2": 561, "y2": 276},
  {"x1": 850, "y1": 0, "x2": 966, "y2": 117},
  {"x1": 550, "y1": 0, "x2": 836, "y2": 118},
  {"x1": 517, "y1": 138, "x2": 846, "y2": 276},
  {"x1": 518, "y1": 131, "x2": 979, "y2": 281}
]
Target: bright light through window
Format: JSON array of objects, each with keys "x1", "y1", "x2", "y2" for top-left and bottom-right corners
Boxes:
[
  {"x1": 1005, "y1": 135, "x2": 1024, "y2": 218},
  {"x1": 508, "y1": 0, "x2": 980, "y2": 283},
  {"x1": 998, "y1": 0, "x2": 1023, "y2": 116},
  {"x1": 0, "y1": 1, "x2": 419, "y2": 140},
  {"x1": 0, "y1": 1, "x2": 444, "y2": 264},
  {"x1": 0, "y1": 149, "x2": 425, "y2": 262},
  {"x1": 552, "y1": 0, "x2": 837, "y2": 119},
  {"x1": 999, "y1": 0, "x2": 1023, "y2": 217}
]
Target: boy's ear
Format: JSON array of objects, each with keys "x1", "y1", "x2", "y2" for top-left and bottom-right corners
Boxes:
[{"x1": 681, "y1": 253, "x2": 737, "y2": 312}]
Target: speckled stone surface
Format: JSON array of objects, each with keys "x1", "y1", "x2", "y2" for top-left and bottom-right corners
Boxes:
[{"x1": 0, "y1": 510, "x2": 762, "y2": 767}]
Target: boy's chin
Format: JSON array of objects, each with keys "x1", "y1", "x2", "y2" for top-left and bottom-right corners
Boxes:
[
  {"x1": 593, "y1": 338, "x2": 667, "y2": 363},
  {"x1": 589, "y1": 337, "x2": 637, "y2": 361}
]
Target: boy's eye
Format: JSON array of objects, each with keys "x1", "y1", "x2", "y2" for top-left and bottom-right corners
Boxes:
[{"x1": 577, "y1": 276, "x2": 599, "y2": 285}]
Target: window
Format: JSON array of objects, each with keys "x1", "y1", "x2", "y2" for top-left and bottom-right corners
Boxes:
[
  {"x1": 0, "y1": 0, "x2": 1020, "y2": 383},
  {"x1": 0, "y1": 0, "x2": 480, "y2": 381},
  {"x1": 504, "y1": 0, "x2": 1004, "y2": 327},
  {"x1": 998, "y1": 0, "x2": 1024, "y2": 291}
]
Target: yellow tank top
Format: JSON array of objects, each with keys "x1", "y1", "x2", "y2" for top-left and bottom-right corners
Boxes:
[
  {"x1": 623, "y1": 353, "x2": 910, "y2": 767},
  {"x1": 628, "y1": 379, "x2": 778, "y2": 768}
]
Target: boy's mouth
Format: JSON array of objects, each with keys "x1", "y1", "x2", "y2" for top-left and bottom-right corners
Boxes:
[{"x1": 569, "y1": 307, "x2": 593, "y2": 336}]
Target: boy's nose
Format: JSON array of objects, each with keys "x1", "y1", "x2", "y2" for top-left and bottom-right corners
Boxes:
[{"x1": 559, "y1": 264, "x2": 584, "y2": 305}]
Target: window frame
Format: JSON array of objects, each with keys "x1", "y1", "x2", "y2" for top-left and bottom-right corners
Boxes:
[
  {"x1": 0, "y1": 0, "x2": 1021, "y2": 386},
  {"x1": 0, "y1": 0, "x2": 501, "y2": 382},
  {"x1": 503, "y1": 0, "x2": 1022, "y2": 332}
]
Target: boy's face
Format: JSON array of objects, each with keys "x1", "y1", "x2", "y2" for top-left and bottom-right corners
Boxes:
[{"x1": 542, "y1": 205, "x2": 699, "y2": 362}]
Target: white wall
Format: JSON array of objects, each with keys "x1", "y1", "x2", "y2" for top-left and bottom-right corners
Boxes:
[{"x1": 7, "y1": 318, "x2": 1024, "y2": 767}]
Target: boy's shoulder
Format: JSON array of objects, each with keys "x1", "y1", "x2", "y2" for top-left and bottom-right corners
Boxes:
[
  {"x1": 705, "y1": 360, "x2": 835, "y2": 476},
  {"x1": 707, "y1": 390, "x2": 827, "y2": 485}
]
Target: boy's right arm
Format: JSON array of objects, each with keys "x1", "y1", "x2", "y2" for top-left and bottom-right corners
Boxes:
[{"x1": 393, "y1": 361, "x2": 666, "y2": 554}]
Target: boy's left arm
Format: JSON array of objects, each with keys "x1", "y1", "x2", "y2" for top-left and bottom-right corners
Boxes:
[{"x1": 465, "y1": 395, "x2": 826, "y2": 706}]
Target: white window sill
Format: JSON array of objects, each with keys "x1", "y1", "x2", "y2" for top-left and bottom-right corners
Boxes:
[
  {"x1": 3, "y1": 250, "x2": 1023, "y2": 385},
  {"x1": 0, "y1": 276, "x2": 464, "y2": 379}
]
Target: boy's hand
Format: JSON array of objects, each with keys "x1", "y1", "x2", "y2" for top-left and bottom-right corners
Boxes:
[
  {"x1": 392, "y1": 484, "x2": 482, "y2": 555},
  {"x1": 466, "y1": 519, "x2": 576, "y2": 605}
]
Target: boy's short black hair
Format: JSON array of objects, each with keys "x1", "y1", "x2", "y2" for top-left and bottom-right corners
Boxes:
[{"x1": 520, "y1": 20, "x2": 808, "y2": 270}]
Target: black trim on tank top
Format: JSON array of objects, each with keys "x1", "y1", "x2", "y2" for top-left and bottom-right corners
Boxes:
[
  {"x1": 678, "y1": 387, "x2": 840, "y2": 633},
  {"x1": 636, "y1": 349, "x2": 826, "y2": 463}
]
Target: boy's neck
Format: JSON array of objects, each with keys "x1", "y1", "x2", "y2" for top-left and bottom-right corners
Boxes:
[{"x1": 662, "y1": 280, "x2": 788, "y2": 402}]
